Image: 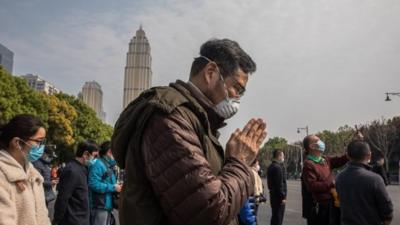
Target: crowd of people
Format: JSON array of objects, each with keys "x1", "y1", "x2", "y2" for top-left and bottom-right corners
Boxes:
[
  {"x1": 0, "y1": 114, "x2": 121, "y2": 225},
  {"x1": 0, "y1": 38, "x2": 395, "y2": 225},
  {"x1": 300, "y1": 134, "x2": 394, "y2": 225}
]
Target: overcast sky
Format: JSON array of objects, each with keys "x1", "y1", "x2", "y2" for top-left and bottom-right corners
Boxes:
[{"x1": 1, "y1": 0, "x2": 399, "y2": 143}]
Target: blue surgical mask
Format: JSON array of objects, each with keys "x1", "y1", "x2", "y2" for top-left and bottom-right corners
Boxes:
[
  {"x1": 86, "y1": 157, "x2": 96, "y2": 167},
  {"x1": 28, "y1": 144, "x2": 45, "y2": 162},
  {"x1": 317, "y1": 140, "x2": 326, "y2": 152},
  {"x1": 18, "y1": 139, "x2": 45, "y2": 162},
  {"x1": 106, "y1": 156, "x2": 117, "y2": 166}
]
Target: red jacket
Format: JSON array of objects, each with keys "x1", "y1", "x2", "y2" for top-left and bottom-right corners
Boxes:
[{"x1": 302, "y1": 154, "x2": 348, "y2": 203}]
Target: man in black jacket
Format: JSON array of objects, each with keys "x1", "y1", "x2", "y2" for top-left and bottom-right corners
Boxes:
[
  {"x1": 267, "y1": 149, "x2": 287, "y2": 225},
  {"x1": 336, "y1": 140, "x2": 393, "y2": 225},
  {"x1": 53, "y1": 141, "x2": 99, "y2": 225},
  {"x1": 33, "y1": 146, "x2": 57, "y2": 206},
  {"x1": 371, "y1": 154, "x2": 389, "y2": 185}
]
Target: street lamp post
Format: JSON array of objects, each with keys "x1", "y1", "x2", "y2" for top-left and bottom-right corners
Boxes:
[
  {"x1": 297, "y1": 126, "x2": 309, "y2": 136},
  {"x1": 385, "y1": 92, "x2": 400, "y2": 101},
  {"x1": 384, "y1": 92, "x2": 400, "y2": 183},
  {"x1": 288, "y1": 144, "x2": 303, "y2": 179},
  {"x1": 296, "y1": 126, "x2": 309, "y2": 172}
]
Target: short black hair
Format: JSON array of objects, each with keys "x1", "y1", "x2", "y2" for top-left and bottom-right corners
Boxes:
[
  {"x1": 374, "y1": 150, "x2": 384, "y2": 160},
  {"x1": 0, "y1": 114, "x2": 44, "y2": 148},
  {"x1": 303, "y1": 135, "x2": 313, "y2": 151},
  {"x1": 99, "y1": 141, "x2": 111, "y2": 156},
  {"x1": 347, "y1": 140, "x2": 370, "y2": 161},
  {"x1": 76, "y1": 140, "x2": 99, "y2": 157},
  {"x1": 190, "y1": 38, "x2": 256, "y2": 77},
  {"x1": 44, "y1": 145, "x2": 56, "y2": 155},
  {"x1": 273, "y1": 149, "x2": 283, "y2": 159}
]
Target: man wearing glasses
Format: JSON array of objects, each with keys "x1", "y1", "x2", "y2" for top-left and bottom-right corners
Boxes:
[{"x1": 112, "y1": 38, "x2": 267, "y2": 225}]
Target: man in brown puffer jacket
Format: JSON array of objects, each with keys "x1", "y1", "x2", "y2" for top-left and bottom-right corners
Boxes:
[{"x1": 112, "y1": 38, "x2": 267, "y2": 225}]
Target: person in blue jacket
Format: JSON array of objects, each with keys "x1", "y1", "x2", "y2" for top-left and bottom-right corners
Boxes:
[{"x1": 89, "y1": 141, "x2": 122, "y2": 225}]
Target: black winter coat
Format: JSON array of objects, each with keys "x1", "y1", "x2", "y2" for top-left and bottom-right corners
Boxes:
[
  {"x1": 267, "y1": 161, "x2": 287, "y2": 200},
  {"x1": 33, "y1": 157, "x2": 56, "y2": 204},
  {"x1": 53, "y1": 159, "x2": 90, "y2": 225},
  {"x1": 371, "y1": 163, "x2": 389, "y2": 185}
]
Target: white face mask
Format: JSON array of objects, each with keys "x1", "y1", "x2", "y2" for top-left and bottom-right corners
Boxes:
[
  {"x1": 214, "y1": 97, "x2": 240, "y2": 119},
  {"x1": 199, "y1": 55, "x2": 241, "y2": 119}
]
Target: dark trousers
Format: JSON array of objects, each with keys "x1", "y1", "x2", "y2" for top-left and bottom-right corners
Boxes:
[
  {"x1": 306, "y1": 200, "x2": 340, "y2": 225},
  {"x1": 329, "y1": 205, "x2": 341, "y2": 225},
  {"x1": 91, "y1": 209, "x2": 115, "y2": 225},
  {"x1": 270, "y1": 196, "x2": 285, "y2": 225}
]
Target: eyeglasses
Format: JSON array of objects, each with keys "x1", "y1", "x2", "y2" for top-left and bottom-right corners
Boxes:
[
  {"x1": 230, "y1": 77, "x2": 246, "y2": 97},
  {"x1": 27, "y1": 138, "x2": 47, "y2": 146},
  {"x1": 219, "y1": 73, "x2": 246, "y2": 97}
]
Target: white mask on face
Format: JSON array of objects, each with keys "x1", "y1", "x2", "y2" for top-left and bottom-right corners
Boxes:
[
  {"x1": 214, "y1": 97, "x2": 240, "y2": 119},
  {"x1": 199, "y1": 55, "x2": 241, "y2": 119}
]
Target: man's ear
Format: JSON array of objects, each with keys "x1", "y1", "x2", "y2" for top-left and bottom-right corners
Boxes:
[
  {"x1": 366, "y1": 151, "x2": 372, "y2": 161},
  {"x1": 107, "y1": 149, "x2": 113, "y2": 157},
  {"x1": 203, "y1": 63, "x2": 218, "y2": 85},
  {"x1": 83, "y1": 150, "x2": 90, "y2": 158}
]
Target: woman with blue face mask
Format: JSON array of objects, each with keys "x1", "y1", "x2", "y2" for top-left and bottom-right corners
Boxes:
[{"x1": 0, "y1": 114, "x2": 51, "y2": 225}]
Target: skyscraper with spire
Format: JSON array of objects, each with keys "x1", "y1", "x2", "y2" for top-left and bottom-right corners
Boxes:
[{"x1": 123, "y1": 25, "x2": 152, "y2": 109}]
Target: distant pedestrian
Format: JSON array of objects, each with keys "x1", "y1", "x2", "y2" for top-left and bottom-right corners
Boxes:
[
  {"x1": 371, "y1": 153, "x2": 389, "y2": 185},
  {"x1": 53, "y1": 141, "x2": 99, "y2": 225},
  {"x1": 0, "y1": 114, "x2": 51, "y2": 225},
  {"x1": 239, "y1": 160, "x2": 266, "y2": 225},
  {"x1": 336, "y1": 140, "x2": 393, "y2": 225},
  {"x1": 89, "y1": 141, "x2": 121, "y2": 225},
  {"x1": 51, "y1": 164, "x2": 59, "y2": 181},
  {"x1": 267, "y1": 149, "x2": 287, "y2": 225},
  {"x1": 87, "y1": 140, "x2": 100, "y2": 168},
  {"x1": 33, "y1": 145, "x2": 57, "y2": 207},
  {"x1": 252, "y1": 160, "x2": 267, "y2": 206},
  {"x1": 301, "y1": 135, "x2": 347, "y2": 225}
]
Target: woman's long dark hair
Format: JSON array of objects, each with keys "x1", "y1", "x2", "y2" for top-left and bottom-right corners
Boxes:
[{"x1": 0, "y1": 114, "x2": 44, "y2": 148}]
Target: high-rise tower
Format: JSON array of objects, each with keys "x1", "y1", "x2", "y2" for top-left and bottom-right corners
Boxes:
[
  {"x1": 81, "y1": 81, "x2": 106, "y2": 121},
  {"x1": 21, "y1": 74, "x2": 59, "y2": 95},
  {"x1": 0, "y1": 43, "x2": 14, "y2": 74},
  {"x1": 123, "y1": 25, "x2": 152, "y2": 109}
]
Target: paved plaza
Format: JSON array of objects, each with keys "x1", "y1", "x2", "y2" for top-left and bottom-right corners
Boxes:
[
  {"x1": 257, "y1": 180, "x2": 399, "y2": 225},
  {"x1": 51, "y1": 180, "x2": 398, "y2": 225}
]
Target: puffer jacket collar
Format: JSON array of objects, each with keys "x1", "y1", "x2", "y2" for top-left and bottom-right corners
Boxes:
[
  {"x1": 172, "y1": 80, "x2": 226, "y2": 134},
  {"x1": 0, "y1": 150, "x2": 43, "y2": 184}
]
